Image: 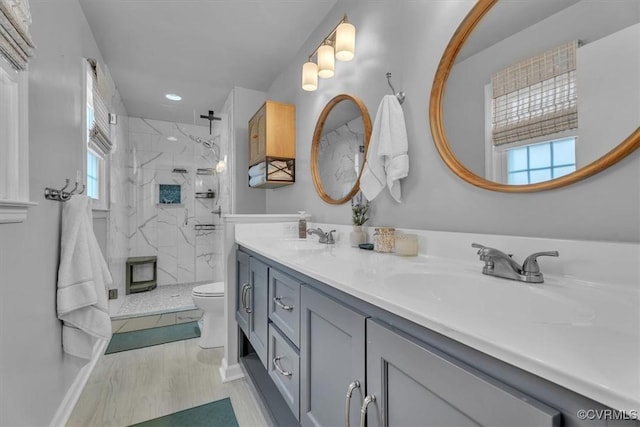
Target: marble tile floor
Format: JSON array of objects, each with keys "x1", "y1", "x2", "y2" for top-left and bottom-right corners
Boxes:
[
  {"x1": 113, "y1": 282, "x2": 206, "y2": 320},
  {"x1": 66, "y1": 340, "x2": 269, "y2": 427}
]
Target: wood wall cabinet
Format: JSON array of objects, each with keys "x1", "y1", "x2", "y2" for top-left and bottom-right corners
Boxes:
[
  {"x1": 248, "y1": 101, "x2": 295, "y2": 166},
  {"x1": 248, "y1": 101, "x2": 296, "y2": 188}
]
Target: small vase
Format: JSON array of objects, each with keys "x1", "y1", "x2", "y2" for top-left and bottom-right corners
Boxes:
[{"x1": 350, "y1": 225, "x2": 367, "y2": 248}]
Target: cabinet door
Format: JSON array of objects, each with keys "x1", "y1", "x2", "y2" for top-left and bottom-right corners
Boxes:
[
  {"x1": 248, "y1": 105, "x2": 266, "y2": 166},
  {"x1": 249, "y1": 257, "x2": 269, "y2": 368},
  {"x1": 257, "y1": 110, "x2": 266, "y2": 160},
  {"x1": 300, "y1": 286, "x2": 366, "y2": 427},
  {"x1": 235, "y1": 251, "x2": 250, "y2": 336},
  {"x1": 365, "y1": 320, "x2": 560, "y2": 427}
]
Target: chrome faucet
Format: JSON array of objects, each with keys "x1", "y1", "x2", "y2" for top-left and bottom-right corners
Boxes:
[
  {"x1": 307, "y1": 227, "x2": 336, "y2": 244},
  {"x1": 471, "y1": 243, "x2": 558, "y2": 283}
]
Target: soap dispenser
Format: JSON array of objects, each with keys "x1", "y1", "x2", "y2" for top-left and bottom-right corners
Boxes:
[{"x1": 298, "y1": 211, "x2": 307, "y2": 239}]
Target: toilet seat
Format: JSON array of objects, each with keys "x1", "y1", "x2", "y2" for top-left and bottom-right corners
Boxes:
[{"x1": 192, "y1": 282, "x2": 224, "y2": 297}]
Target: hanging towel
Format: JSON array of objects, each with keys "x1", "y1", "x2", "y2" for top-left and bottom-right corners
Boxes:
[
  {"x1": 359, "y1": 95, "x2": 409, "y2": 203},
  {"x1": 56, "y1": 195, "x2": 112, "y2": 359}
]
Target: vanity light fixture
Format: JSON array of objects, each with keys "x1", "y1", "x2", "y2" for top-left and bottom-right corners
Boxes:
[
  {"x1": 301, "y1": 15, "x2": 355, "y2": 91},
  {"x1": 165, "y1": 93, "x2": 182, "y2": 101}
]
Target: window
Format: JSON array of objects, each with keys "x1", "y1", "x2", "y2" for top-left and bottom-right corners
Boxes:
[
  {"x1": 84, "y1": 59, "x2": 112, "y2": 209},
  {"x1": 485, "y1": 41, "x2": 579, "y2": 185},
  {"x1": 0, "y1": 58, "x2": 34, "y2": 223},
  {"x1": 506, "y1": 137, "x2": 576, "y2": 185},
  {"x1": 0, "y1": 0, "x2": 35, "y2": 223}
]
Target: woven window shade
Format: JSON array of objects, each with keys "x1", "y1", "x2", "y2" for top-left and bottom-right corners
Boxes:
[
  {"x1": 491, "y1": 40, "x2": 578, "y2": 146},
  {"x1": 88, "y1": 59, "x2": 113, "y2": 154},
  {"x1": 0, "y1": 0, "x2": 33, "y2": 70}
]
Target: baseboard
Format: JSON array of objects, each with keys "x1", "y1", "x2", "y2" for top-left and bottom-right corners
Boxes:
[
  {"x1": 49, "y1": 338, "x2": 108, "y2": 427},
  {"x1": 219, "y1": 357, "x2": 245, "y2": 383}
]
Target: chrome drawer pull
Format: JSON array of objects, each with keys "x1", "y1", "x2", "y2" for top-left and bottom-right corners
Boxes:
[
  {"x1": 272, "y1": 356, "x2": 292, "y2": 377},
  {"x1": 345, "y1": 380, "x2": 360, "y2": 427},
  {"x1": 240, "y1": 283, "x2": 249, "y2": 310},
  {"x1": 245, "y1": 284, "x2": 253, "y2": 314},
  {"x1": 273, "y1": 296, "x2": 294, "y2": 311},
  {"x1": 359, "y1": 395, "x2": 376, "y2": 427}
]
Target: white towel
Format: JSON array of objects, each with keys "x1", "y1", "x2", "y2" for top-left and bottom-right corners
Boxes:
[
  {"x1": 359, "y1": 95, "x2": 409, "y2": 203},
  {"x1": 56, "y1": 195, "x2": 112, "y2": 359},
  {"x1": 248, "y1": 162, "x2": 266, "y2": 177}
]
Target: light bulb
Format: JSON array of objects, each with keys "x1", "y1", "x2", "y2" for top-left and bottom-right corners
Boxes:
[
  {"x1": 335, "y1": 22, "x2": 355, "y2": 61},
  {"x1": 317, "y1": 44, "x2": 335, "y2": 78},
  {"x1": 302, "y1": 61, "x2": 318, "y2": 91}
]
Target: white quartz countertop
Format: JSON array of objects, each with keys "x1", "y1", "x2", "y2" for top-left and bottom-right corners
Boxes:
[{"x1": 235, "y1": 223, "x2": 640, "y2": 413}]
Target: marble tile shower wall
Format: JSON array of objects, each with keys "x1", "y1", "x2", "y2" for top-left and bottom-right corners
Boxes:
[{"x1": 127, "y1": 117, "x2": 229, "y2": 286}]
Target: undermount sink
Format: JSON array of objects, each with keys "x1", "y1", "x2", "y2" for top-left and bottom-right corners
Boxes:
[
  {"x1": 275, "y1": 238, "x2": 330, "y2": 252},
  {"x1": 383, "y1": 271, "x2": 595, "y2": 325}
]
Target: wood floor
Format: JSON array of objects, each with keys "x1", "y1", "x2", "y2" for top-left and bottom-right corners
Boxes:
[{"x1": 66, "y1": 337, "x2": 269, "y2": 426}]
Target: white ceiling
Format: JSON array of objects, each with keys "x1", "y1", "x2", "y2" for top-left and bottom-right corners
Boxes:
[{"x1": 79, "y1": 0, "x2": 338, "y2": 124}]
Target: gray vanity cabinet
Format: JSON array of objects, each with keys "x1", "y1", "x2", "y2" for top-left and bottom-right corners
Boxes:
[
  {"x1": 300, "y1": 286, "x2": 366, "y2": 427},
  {"x1": 248, "y1": 257, "x2": 270, "y2": 368},
  {"x1": 364, "y1": 320, "x2": 561, "y2": 427},
  {"x1": 235, "y1": 250, "x2": 250, "y2": 336}
]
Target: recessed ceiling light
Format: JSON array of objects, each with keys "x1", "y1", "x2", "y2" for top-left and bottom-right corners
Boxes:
[
  {"x1": 167, "y1": 136, "x2": 178, "y2": 141},
  {"x1": 165, "y1": 93, "x2": 182, "y2": 101}
]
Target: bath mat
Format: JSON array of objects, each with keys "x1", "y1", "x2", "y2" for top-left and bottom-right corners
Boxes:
[
  {"x1": 129, "y1": 398, "x2": 239, "y2": 427},
  {"x1": 105, "y1": 321, "x2": 200, "y2": 354}
]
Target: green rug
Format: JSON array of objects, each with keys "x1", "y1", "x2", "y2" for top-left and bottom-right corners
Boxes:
[
  {"x1": 129, "y1": 398, "x2": 239, "y2": 427},
  {"x1": 105, "y1": 321, "x2": 201, "y2": 354}
]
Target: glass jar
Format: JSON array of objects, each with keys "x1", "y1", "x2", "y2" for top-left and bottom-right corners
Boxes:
[
  {"x1": 373, "y1": 227, "x2": 395, "y2": 253},
  {"x1": 394, "y1": 234, "x2": 419, "y2": 256}
]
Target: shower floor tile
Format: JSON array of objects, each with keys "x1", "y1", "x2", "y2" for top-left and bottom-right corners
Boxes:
[{"x1": 113, "y1": 282, "x2": 206, "y2": 319}]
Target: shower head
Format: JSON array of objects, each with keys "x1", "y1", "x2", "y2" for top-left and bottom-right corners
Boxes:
[
  {"x1": 200, "y1": 110, "x2": 222, "y2": 134},
  {"x1": 173, "y1": 124, "x2": 221, "y2": 161}
]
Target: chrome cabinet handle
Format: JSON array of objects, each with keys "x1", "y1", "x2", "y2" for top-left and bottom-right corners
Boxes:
[
  {"x1": 272, "y1": 356, "x2": 292, "y2": 377},
  {"x1": 359, "y1": 395, "x2": 376, "y2": 427},
  {"x1": 245, "y1": 284, "x2": 253, "y2": 314},
  {"x1": 240, "y1": 283, "x2": 249, "y2": 310},
  {"x1": 273, "y1": 296, "x2": 294, "y2": 311},
  {"x1": 345, "y1": 380, "x2": 360, "y2": 427}
]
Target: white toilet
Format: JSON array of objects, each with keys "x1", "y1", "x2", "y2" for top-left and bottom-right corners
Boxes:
[{"x1": 191, "y1": 281, "x2": 225, "y2": 349}]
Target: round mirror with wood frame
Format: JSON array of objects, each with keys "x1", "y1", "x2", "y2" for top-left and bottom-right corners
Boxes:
[
  {"x1": 311, "y1": 94, "x2": 372, "y2": 204},
  {"x1": 430, "y1": 0, "x2": 640, "y2": 192}
]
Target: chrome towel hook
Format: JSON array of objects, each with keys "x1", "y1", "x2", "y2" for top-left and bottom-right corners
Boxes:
[
  {"x1": 386, "y1": 72, "x2": 405, "y2": 105},
  {"x1": 45, "y1": 178, "x2": 86, "y2": 202}
]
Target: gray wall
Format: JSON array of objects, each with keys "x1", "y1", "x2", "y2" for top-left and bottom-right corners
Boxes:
[
  {"x1": 265, "y1": 0, "x2": 640, "y2": 243},
  {"x1": 0, "y1": 1, "x2": 126, "y2": 424}
]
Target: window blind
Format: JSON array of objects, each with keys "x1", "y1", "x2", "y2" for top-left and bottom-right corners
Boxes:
[
  {"x1": 88, "y1": 59, "x2": 113, "y2": 154},
  {"x1": 491, "y1": 40, "x2": 578, "y2": 146},
  {"x1": 0, "y1": 0, "x2": 33, "y2": 71}
]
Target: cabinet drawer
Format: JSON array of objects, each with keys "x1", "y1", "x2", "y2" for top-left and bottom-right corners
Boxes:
[
  {"x1": 268, "y1": 324, "x2": 300, "y2": 420},
  {"x1": 268, "y1": 268, "x2": 301, "y2": 347}
]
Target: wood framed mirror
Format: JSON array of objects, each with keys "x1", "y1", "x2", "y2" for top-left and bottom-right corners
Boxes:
[
  {"x1": 311, "y1": 94, "x2": 372, "y2": 204},
  {"x1": 430, "y1": 0, "x2": 640, "y2": 192}
]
